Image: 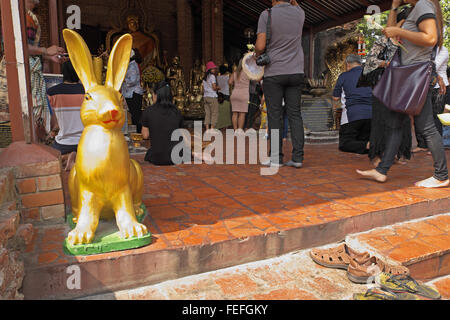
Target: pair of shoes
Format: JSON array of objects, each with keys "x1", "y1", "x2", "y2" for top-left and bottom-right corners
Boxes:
[
  {"x1": 347, "y1": 256, "x2": 409, "y2": 284},
  {"x1": 309, "y1": 244, "x2": 370, "y2": 270},
  {"x1": 260, "y1": 159, "x2": 284, "y2": 168},
  {"x1": 285, "y1": 160, "x2": 303, "y2": 169}
]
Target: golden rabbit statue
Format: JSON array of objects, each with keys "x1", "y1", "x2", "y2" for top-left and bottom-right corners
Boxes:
[{"x1": 63, "y1": 29, "x2": 148, "y2": 245}]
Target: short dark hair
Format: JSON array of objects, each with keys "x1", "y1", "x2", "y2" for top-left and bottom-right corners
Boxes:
[
  {"x1": 151, "y1": 81, "x2": 174, "y2": 107},
  {"x1": 62, "y1": 61, "x2": 79, "y2": 83},
  {"x1": 219, "y1": 65, "x2": 228, "y2": 75}
]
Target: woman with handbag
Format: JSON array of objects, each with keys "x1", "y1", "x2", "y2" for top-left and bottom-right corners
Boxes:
[
  {"x1": 357, "y1": 0, "x2": 449, "y2": 188},
  {"x1": 358, "y1": 6, "x2": 413, "y2": 167}
]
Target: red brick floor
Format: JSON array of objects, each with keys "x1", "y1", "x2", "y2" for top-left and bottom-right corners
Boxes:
[
  {"x1": 21, "y1": 144, "x2": 450, "y2": 299},
  {"x1": 346, "y1": 214, "x2": 450, "y2": 280}
]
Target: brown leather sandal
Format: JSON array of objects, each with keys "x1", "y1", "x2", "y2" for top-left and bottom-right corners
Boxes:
[
  {"x1": 347, "y1": 256, "x2": 410, "y2": 284},
  {"x1": 310, "y1": 244, "x2": 370, "y2": 270}
]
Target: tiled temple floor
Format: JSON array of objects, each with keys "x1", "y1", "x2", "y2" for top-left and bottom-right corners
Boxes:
[{"x1": 21, "y1": 143, "x2": 450, "y2": 299}]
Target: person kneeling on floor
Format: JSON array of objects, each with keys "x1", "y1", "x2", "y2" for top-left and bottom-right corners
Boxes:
[{"x1": 333, "y1": 54, "x2": 372, "y2": 155}]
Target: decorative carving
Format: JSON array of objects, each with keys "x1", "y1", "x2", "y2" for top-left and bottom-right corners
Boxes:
[{"x1": 324, "y1": 34, "x2": 359, "y2": 91}]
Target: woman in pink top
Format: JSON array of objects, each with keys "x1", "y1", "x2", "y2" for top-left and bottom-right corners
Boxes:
[{"x1": 229, "y1": 59, "x2": 250, "y2": 133}]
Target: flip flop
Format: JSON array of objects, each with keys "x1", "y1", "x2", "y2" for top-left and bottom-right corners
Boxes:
[
  {"x1": 376, "y1": 273, "x2": 441, "y2": 300},
  {"x1": 353, "y1": 288, "x2": 421, "y2": 300}
]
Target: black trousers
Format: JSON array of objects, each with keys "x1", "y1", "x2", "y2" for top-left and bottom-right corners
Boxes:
[
  {"x1": 339, "y1": 119, "x2": 371, "y2": 154},
  {"x1": 126, "y1": 92, "x2": 143, "y2": 133},
  {"x1": 377, "y1": 86, "x2": 448, "y2": 181},
  {"x1": 263, "y1": 74, "x2": 304, "y2": 164},
  {"x1": 415, "y1": 87, "x2": 447, "y2": 148}
]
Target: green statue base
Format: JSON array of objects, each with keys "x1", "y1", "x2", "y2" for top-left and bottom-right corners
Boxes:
[{"x1": 63, "y1": 205, "x2": 152, "y2": 256}]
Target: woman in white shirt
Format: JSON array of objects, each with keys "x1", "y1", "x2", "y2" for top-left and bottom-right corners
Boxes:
[
  {"x1": 217, "y1": 65, "x2": 231, "y2": 100},
  {"x1": 203, "y1": 61, "x2": 220, "y2": 130}
]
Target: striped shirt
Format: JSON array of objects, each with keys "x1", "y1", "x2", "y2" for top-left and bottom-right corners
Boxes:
[{"x1": 47, "y1": 83, "x2": 85, "y2": 146}]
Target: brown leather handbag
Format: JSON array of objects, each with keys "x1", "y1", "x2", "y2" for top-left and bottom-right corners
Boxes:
[{"x1": 373, "y1": 48, "x2": 436, "y2": 116}]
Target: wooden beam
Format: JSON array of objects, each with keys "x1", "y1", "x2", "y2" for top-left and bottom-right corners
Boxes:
[
  {"x1": 312, "y1": 0, "x2": 392, "y2": 33},
  {"x1": 223, "y1": 0, "x2": 260, "y2": 20},
  {"x1": 302, "y1": 0, "x2": 339, "y2": 20}
]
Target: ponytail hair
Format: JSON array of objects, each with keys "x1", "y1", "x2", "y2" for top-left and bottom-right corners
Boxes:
[{"x1": 428, "y1": 0, "x2": 444, "y2": 47}]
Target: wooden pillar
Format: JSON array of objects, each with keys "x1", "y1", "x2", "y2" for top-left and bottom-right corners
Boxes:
[
  {"x1": 309, "y1": 28, "x2": 314, "y2": 79},
  {"x1": 48, "y1": 0, "x2": 61, "y2": 74},
  {"x1": 1, "y1": 0, "x2": 35, "y2": 143},
  {"x1": 177, "y1": 0, "x2": 194, "y2": 87},
  {"x1": 201, "y1": 0, "x2": 223, "y2": 65}
]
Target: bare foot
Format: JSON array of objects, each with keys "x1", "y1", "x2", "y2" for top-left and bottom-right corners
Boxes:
[
  {"x1": 356, "y1": 169, "x2": 387, "y2": 183},
  {"x1": 415, "y1": 177, "x2": 450, "y2": 188},
  {"x1": 372, "y1": 157, "x2": 381, "y2": 168},
  {"x1": 394, "y1": 157, "x2": 407, "y2": 165},
  {"x1": 412, "y1": 147, "x2": 427, "y2": 153}
]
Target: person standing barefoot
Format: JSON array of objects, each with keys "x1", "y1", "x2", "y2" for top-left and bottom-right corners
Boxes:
[{"x1": 357, "y1": 0, "x2": 449, "y2": 188}]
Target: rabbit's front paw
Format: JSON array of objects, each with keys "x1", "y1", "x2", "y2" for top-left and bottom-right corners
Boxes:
[
  {"x1": 67, "y1": 228, "x2": 95, "y2": 245},
  {"x1": 119, "y1": 221, "x2": 148, "y2": 239}
]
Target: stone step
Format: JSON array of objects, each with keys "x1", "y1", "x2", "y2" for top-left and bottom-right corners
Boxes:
[
  {"x1": 82, "y1": 248, "x2": 450, "y2": 301},
  {"x1": 21, "y1": 147, "x2": 450, "y2": 299},
  {"x1": 346, "y1": 213, "x2": 450, "y2": 281}
]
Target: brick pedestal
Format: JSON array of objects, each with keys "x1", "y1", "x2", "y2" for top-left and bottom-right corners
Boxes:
[
  {"x1": 0, "y1": 168, "x2": 34, "y2": 300},
  {"x1": 0, "y1": 142, "x2": 65, "y2": 225}
]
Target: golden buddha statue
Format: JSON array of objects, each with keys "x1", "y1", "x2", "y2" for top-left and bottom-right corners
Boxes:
[
  {"x1": 106, "y1": 12, "x2": 161, "y2": 72},
  {"x1": 185, "y1": 85, "x2": 205, "y2": 119},
  {"x1": 190, "y1": 59, "x2": 204, "y2": 92},
  {"x1": 174, "y1": 86, "x2": 186, "y2": 114},
  {"x1": 126, "y1": 15, "x2": 157, "y2": 69},
  {"x1": 166, "y1": 55, "x2": 186, "y2": 97}
]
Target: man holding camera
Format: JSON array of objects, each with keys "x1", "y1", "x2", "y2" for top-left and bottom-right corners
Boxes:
[{"x1": 255, "y1": 0, "x2": 305, "y2": 168}]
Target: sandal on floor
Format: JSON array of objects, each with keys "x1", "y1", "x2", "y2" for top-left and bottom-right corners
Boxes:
[
  {"x1": 310, "y1": 244, "x2": 370, "y2": 270},
  {"x1": 347, "y1": 257, "x2": 410, "y2": 284},
  {"x1": 376, "y1": 273, "x2": 441, "y2": 300},
  {"x1": 353, "y1": 288, "x2": 421, "y2": 300}
]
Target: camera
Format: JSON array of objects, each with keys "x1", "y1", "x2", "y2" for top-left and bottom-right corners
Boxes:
[{"x1": 256, "y1": 53, "x2": 271, "y2": 66}]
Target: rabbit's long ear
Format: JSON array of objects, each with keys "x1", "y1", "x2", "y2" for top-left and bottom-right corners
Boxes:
[
  {"x1": 62, "y1": 29, "x2": 98, "y2": 91},
  {"x1": 105, "y1": 34, "x2": 133, "y2": 91}
]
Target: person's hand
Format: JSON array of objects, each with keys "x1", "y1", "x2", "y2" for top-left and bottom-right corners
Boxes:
[
  {"x1": 46, "y1": 45, "x2": 65, "y2": 56},
  {"x1": 48, "y1": 54, "x2": 67, "y2": 64},
  {"x1": 290, "y1": 0, "x2": 299, "y2": 6},
  {"x1": 383, "y1": 27, "x2": 402, "y2": 39},
  {"x1": 438, "y1": 77, "x2": 446, "y2": 96}
]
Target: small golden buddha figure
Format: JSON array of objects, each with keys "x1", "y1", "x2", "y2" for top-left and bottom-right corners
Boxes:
[
  {"x1": 174, "y1": 85, "x2": 186, "y2": 114},
  {"x1": 186, "y1": 85, "x2": 205, "y2": 119},
  {"x1": 190, "y1": 59, "x2": 205, "y2": 92},
  {"x1": 166, "y1": 55, "x2": 186, "y2": 97}
]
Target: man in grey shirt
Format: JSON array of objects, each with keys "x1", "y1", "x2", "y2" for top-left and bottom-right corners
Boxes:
[{"x1": 256, "y1": 0, "x2": 305, "y2": 168}]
